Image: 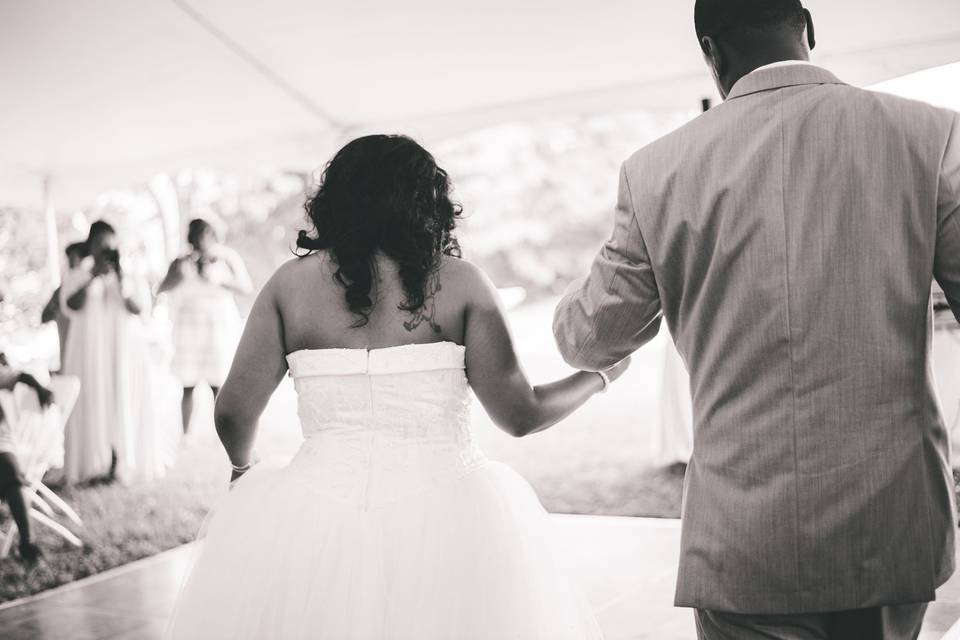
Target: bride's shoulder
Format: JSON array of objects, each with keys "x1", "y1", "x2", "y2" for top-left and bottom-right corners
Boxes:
[
  {"x1": 437, "y1": 256, "x2": 499, "y2": 310},
  {"x1": 257, "y1": 254, "x2": 329, "y2": 299},
  {"x1": 438, "y1": 255, "x2": 486, "y2": 285}
]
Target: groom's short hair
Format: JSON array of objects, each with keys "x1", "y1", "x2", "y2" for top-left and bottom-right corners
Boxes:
[{"x1": 695, "y1": 0, "x2": 806, "y2": 52}]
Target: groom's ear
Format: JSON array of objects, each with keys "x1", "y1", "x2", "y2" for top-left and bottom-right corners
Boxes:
[
  {"x1": 701, "y1": 36, "x2": 725, "y2": 76},
  {"x1": 803, "y1": 9, "x2": 816, "y2": 51}
]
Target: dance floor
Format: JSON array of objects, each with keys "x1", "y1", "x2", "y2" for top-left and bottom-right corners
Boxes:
[{"x1": 0, "y1": 515, "x2": 958, "y2": 639}]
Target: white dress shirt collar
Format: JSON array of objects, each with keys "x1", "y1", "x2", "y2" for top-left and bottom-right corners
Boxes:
[{"x1": 749, "y1": 60, "x2": 818, "y2": 75}]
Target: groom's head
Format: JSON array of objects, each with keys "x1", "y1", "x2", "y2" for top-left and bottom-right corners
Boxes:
[{"x1": 694, "y1": 0, "x2": 815, "y2": 98}]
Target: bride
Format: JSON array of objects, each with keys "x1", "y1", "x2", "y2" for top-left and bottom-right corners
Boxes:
[{"x1": 166, "y1": 134, "x2": 629, "y2": 639}]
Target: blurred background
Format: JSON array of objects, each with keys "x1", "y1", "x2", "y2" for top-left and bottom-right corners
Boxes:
[{"x1": 1, "y1": 0, "x2": 959, "y2": 602}]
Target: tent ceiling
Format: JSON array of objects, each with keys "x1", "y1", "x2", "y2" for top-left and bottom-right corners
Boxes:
[{"x1": 2, "y1": 0, "x2": 959, "y2": 209}]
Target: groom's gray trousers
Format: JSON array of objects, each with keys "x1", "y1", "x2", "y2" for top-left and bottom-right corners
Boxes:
[{"x1": 694, "y1": 603, "x2": 928, "y2": 640}]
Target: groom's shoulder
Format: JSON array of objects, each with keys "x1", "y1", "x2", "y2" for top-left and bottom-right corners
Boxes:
[
  {"x1": 832, "y1": 86, "x2": 959, "y2": 147},
  {"x1": 622, "y1": 87, "x2": 958, "y2": 176},
  {"x1": 858, "y1": 87, "x2": 957, "y2": 126}
]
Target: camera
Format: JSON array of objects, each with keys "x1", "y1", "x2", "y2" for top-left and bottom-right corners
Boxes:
[{"x1": 102, "y1": 248, "x2": 121, "y2": 272}]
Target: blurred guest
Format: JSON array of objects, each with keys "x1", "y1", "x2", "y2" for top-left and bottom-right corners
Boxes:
[
  {"x1": 0, "y1": 355, "x2": 54, "y2": 565},
  {"x1": 655, "y1": 334, "x2": 693, "y2": 472},
  {"x1": 60, "y1": 221, "x2": 168, "y2": 484},
  {"x1": 932, "y1": 282, "x2": 960, "y2": 453},
  {"x1": 41, "y1": 242, "x2": 88, "y2": 369},
  {"x1": 158, "y1": 219, "x2": 252, "y2": 435}
]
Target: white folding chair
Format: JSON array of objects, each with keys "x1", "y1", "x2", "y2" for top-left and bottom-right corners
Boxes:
[{"x1": 0, "y1": 375, "x2": 83, "y2": 557}]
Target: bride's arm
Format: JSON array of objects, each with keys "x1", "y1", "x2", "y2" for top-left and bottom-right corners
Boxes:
[
  {"x1": 214, "y1": 273, "x2": 289, "y2": 472},
  {"x1": 461, "y1": 263, "x2": 629, "y2": 438}
]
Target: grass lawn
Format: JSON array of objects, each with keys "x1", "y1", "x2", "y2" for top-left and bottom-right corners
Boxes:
[
  {"x1": 0, "y1": 442, "x2": 224, "y2": 604},
  {"x1": 0, "y1": 298, "x2": 684, "y2": 603}
]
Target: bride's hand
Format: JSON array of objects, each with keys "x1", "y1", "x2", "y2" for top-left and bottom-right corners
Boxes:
[{"x1": 601, "y1": 356, "x2": 631, "y2": 384}]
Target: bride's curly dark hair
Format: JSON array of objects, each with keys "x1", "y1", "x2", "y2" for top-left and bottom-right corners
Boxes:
[{"x1": 296, "y1": 134, "x2": 462, "y2": 326}]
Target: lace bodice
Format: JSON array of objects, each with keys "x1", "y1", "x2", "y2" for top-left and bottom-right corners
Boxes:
[{"x1": 283, "y1": 342, "x2": 486, "y2": 508}]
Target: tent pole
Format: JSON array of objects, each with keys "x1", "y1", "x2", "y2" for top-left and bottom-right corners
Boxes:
[
  {"x1": 148, "y1": 174, "x2": 182, "y2": 262},
  {"x1": 42, "y1": 174, "x2": 61, "y2": 287}
]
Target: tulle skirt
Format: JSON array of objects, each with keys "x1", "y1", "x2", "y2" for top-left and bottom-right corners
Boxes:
[{"x1": 166, "y1": 460, "x2": 603, "y2": 639}]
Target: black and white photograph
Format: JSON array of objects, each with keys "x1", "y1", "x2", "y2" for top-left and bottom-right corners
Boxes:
[{"x1": 1, "y1": 1, "x2": 960, "y2": 638}]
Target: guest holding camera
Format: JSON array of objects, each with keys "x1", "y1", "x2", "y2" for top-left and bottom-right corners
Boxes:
[
  {"x1": 158, "y1": 219, "x2": 252, "y2": 436},
  {"x1": 60, "y1": 220, "x2": 166, "y2": 484}
]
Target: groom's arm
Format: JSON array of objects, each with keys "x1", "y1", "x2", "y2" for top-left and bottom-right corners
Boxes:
[
  {"x1": 552, "y1": 162, "x2": 662, "y2": 371},
  {"x1": 934, "y1": 112, "x2": 960, "y2": 319}
]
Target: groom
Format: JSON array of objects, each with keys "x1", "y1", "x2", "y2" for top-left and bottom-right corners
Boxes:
[{"x1": 554, "y1": 0, "x2": 960, "y2": 638}]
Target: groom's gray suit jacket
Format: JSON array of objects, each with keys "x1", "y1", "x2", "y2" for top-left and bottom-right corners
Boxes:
[{"x1": 553, "y1": 64, "x2": 960, "y2": 614}]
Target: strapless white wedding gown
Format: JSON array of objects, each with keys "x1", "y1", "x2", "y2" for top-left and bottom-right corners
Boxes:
[{"x1": 166, "y1": 342, "x2": 603, "y2": 639}]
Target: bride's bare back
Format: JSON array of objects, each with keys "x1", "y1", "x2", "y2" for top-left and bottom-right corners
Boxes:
[{"x1": 278, "y1": 252, "x2": 467, "y2": 353}]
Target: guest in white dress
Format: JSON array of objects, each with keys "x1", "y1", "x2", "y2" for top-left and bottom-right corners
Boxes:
[
  {"x1": 61, "y1": 221, "x2": 170, "y2": 484},
  {"x1": 158, "y1": 219, "x2": 252, "y2": 435},
  {"x1": 655, "y1": 332, "x2": 694, "y2": 470},
  {"x1": 932, "y1": 283, "x2": 960, "y2": 455},
  {"x1": 166, "y1": 135, "x2": 629, "y2": 639},
  {"x1": 0, "y1": 358, "x2": 54, "y2": 564}
]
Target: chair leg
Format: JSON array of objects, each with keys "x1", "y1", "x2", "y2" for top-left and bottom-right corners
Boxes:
[
  {"x1": 0, "y1": 522, "x2": 16, "y2": 559},
  {"x1": 26, "y1": 490, "x2": 55, "y2": 518},
  {"x1": 34, "y1": 483, "x2": 82, "y2": 527},
  {"x1": 28, "y1": 509, "x2": 82, "y2": 548}
]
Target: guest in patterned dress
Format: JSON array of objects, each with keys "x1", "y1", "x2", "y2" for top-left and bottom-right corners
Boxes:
[{"x1": 158, "y1": 219, "x2": 252, "y2": 435}]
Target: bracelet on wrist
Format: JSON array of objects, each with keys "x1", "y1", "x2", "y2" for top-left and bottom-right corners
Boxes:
[
  {"x1": 596, "y1": 370, "x2": 611, "y2": 393},
  {"x1": 231, "y1": 461, "x2": 253, "y2": 473}
]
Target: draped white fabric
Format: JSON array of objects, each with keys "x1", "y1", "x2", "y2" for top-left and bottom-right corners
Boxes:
[{"x1": 2, "y1": 0, "x2": 959, "y2": 209}]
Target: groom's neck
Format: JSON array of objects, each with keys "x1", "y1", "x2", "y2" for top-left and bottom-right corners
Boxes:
[{"x1": 722, "y1": 46, "x2": 811, "y2": 96}]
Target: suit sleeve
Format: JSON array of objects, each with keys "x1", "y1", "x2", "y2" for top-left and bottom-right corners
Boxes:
[
  {"x1": 934, "y1": 111, "x2": 960, "y2": 321},
  {"x1": 552, "y1": 162, "x2": 663, "y2": 371}
]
